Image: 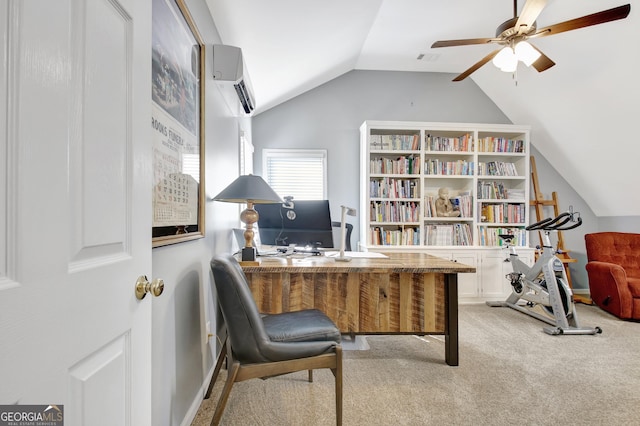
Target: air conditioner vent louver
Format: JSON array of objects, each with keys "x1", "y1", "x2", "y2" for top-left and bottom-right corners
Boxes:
[{"x1": 234, "y1": 80, "x2": 254, "y2": 114}]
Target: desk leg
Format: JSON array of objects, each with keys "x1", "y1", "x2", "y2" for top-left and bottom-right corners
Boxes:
[{"x1": 444, "y1": 273, "x2": 459, "y2": 366}]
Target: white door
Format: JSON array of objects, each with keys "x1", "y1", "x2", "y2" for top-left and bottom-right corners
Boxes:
[{"x1": 0, "y1": 0, "x2": 154, "y2": 425}]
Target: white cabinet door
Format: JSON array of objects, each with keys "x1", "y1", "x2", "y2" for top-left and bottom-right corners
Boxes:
[
  {"x1": 481, "y1": 248, "x2": 535, "y2": 301},
  {"x1": 426, "y1": 249, "x2": 480, "y2": 301},
  {"x1": 452, "y1": 252, "x2": 480, "y2": 300},
  {"x1": 480, "y1": 251, "x2": 512, "y2": 300}
]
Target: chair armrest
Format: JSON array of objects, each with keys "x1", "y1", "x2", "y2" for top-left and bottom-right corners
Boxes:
[{"x1": 586, "y1": 261, "x2": 634, "y2": 318}]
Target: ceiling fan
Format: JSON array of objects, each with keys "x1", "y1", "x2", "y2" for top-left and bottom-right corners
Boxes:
[{"x1": 430, "y1": 0, "x2": 631, "y2": 81}]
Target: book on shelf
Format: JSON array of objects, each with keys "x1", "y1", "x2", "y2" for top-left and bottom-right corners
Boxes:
[
  {"x1": 478, "y1": 181, "x2": 508, "y2": 199},
  {"x1": 425, "y1": 223, "x2": 472, "y2": 246},
  {"x1": 370, "y1": 155, "x2": 421, "y2": 175},
  {"x1": 370, "y1": 134, "x2": 419, "y2": 151},
  {"x1": 450, "y1": 194, "x2": 472, "y2": 218},
  {"x1": 478, "y1": 137, "x2": 524, "y2": 153},
  {"x1": 370, "y1": 177, "x2": 418, "y2": 199},
  {"x1": 435, "y1": 225, "x2": 453, "y2": 246},
  {"x1": 425, "y1": 195, "x2": 437, "y2": 218},
  {"x1": 478, "y1": 161, "x2": 518, "y2": 176},
  {"x1": 370, "y1": 226, "x2": 420, "y2": 246},
  {"x1": 425, "y1": 134, "x2": 474, "y2": 152},
  {"x1": 424, "y1": 159, "x2": 474, "y2": 176},
  {"x1": 480, "y1": 202, "x2": 525, "y2": 224},
  {"x1": 369, "y1": 200, "x2": 420, "y2": 223}
]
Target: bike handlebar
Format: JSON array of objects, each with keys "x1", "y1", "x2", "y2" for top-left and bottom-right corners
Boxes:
[
  {"x1": 526, "y1": 211, "x2": 582, "y2": 231},
  {"x1": 556, "y1": 216, "x2": 582, "y2": 231},
  {"x1": 546, "y1": 212, "x2": 572, "y2": 229},
  {"x1": 525, "y1": 216, "x2": 554, "y2": 231}
]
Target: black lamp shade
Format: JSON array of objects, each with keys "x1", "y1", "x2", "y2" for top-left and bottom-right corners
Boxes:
[{"x1": 213, "y1": 174, "x2": 282, "y2": 204}]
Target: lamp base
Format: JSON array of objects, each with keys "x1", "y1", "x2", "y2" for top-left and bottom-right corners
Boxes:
[{"x1": 241, "y1": 246, "x2": 257, "y2": 262}]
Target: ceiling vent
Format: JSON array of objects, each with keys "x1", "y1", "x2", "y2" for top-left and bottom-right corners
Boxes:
[{"x1": 211, "y1": 44, "x2": 256, "y2": 115}]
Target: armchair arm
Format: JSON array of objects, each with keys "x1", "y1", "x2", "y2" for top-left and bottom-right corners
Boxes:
[{"x1": 586, "y1": 261, "x2": 634, "y2": 318}]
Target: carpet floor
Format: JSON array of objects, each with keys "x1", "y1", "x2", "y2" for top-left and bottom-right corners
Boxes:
[{"x1": 192, "y1": 303, "x2": 639, "y2": 425}]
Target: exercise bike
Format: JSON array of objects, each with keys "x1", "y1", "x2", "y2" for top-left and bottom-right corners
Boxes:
[{"x1": 486, "y1": 209, "x2": 602, "y2": 335}]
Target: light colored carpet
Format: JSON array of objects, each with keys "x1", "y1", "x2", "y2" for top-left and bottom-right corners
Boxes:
[{"x1": 192, "y1": 304, "x2": 640, "y2": 425}]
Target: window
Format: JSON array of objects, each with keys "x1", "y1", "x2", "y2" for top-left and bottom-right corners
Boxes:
[{"x1": 263, "y1": 149, "x2": 327, "y2": 200}]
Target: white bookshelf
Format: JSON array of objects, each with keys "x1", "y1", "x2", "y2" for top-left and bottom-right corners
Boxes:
[{"x1": 359, "y1": 120, "x2": 534, "y2": 302}]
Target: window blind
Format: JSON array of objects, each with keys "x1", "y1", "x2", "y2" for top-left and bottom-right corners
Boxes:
[{"x1": 263, "y1": 150, "x2": 327, "y2": 200}]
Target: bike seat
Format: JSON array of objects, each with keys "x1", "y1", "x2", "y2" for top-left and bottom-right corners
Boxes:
[{"x1": 498, "y1": 234, "x2": 515, "y2": 243}]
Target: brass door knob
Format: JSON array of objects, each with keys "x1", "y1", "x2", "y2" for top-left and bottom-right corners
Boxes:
[{"x1": 135, "y1": 276, "x2": 164, "y2": 300}]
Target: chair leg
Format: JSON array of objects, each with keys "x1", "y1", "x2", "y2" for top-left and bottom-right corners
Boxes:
[
  {"x1": 332, "y1": 346, "x2": 343, "y2": 426},
  {"x1": 308, "y1": 369, "x2": 313, "y2": 383},
  {"x1": 211, "y1": 361, "x2": 240, "y2": 426},
  {"x1": 205, "y1": 339, "x2": 227, "y2": 399}
]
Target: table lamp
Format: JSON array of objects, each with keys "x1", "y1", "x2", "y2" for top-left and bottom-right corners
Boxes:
[{"x1": 213, "y1": 174, "x2": 282, "y2": 262}]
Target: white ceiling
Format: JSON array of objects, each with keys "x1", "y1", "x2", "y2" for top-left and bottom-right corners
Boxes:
[{"x1": 205, "y1": 0, "x2": 639, "y2": 217}]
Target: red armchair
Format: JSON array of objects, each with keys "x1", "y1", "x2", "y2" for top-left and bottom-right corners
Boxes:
[{"x1": 585, "y1": 232, "x2": 640, "y2": 320}]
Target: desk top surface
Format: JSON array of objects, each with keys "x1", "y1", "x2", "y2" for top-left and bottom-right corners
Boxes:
[{"x1": 240, "y1": 251, "x2": 476, "y2": 273}]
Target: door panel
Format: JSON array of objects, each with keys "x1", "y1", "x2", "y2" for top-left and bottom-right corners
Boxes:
[
  {"x1": 69, "y1": 0, "x2": 131, "y2": 267},
  {"x1": 68, "y1": 334, "x2": 129, "y2": 426}
]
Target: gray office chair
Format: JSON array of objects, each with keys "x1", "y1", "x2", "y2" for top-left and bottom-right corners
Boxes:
[
  {"x1": 207, "y1": 254, "x2": 343, "y2": 425},
  {"x1": 331, "y1": 221, "x2": 353, "y2": 251}
]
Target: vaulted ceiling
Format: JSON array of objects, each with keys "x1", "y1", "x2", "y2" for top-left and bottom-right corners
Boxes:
[{"x1": 205, "y1": 0, "x2": 639, "y2": 217}]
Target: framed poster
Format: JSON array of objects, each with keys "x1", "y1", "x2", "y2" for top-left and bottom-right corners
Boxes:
[{"x1": 151, "y1": 0, "x2": 205, "y2": 247}]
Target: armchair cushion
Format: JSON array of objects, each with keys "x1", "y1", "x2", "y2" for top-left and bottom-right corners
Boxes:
[{"x1": 585, "y1": 232, "x2": 640, "y2": 320}]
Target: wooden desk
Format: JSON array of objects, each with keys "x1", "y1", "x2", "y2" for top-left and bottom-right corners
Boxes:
[{"x1": 241, "y1": 252, "x2": 475, "y2": 366}]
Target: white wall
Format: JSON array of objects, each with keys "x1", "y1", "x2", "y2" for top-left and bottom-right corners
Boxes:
[{"x1": 150, "y1": 1, "x2": 245, "y2": 424}]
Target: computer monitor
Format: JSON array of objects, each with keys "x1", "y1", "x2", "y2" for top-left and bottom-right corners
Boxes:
[{"x1": 255, "y1": 200, "x2": 334, "y2": 249}]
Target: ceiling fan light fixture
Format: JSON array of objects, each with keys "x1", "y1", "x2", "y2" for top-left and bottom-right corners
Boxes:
[
  {"x1": 493, "y1": 46, "x2": 518, "y2": 72},
  {"x1": 514, "y1": 41, "x2": 541, "y2": 67}
]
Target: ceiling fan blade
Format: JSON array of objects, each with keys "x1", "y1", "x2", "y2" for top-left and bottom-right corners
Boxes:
[
  {"x1": 530, "y1": 46, "x2": 555, "y2": 72},
  {"x1": 515, "y1": 0, "x2": 548, "y2": 34},
  {"x1": 452, "y1": 49, "x2": 500, "y2": 82},
  {"x1": 534, "y1": 4, "x2": 631, "y2": 38},
  {"x1": 431, "y1": 38, "x2": 496, "y2": 48}
]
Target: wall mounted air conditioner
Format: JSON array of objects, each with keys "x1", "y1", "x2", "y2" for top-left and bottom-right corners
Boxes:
[{"x1": 211, "y1": 44, "x2": 256, "y2": 115}]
